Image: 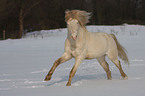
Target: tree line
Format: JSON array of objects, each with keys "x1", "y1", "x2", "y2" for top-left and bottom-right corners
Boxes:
[{"x1": 0, "y1": 0, "x2": 145, "y2": 39}]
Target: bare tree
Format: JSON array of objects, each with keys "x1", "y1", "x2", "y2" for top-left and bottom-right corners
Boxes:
[{"x1": 16, "y1": 0, "x2": 42, "y2": 38}]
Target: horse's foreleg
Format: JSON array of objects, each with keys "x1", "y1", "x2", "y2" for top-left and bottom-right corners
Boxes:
[
  {"x1": 66, "y1": 57, "x2": 83, "y2": 86},
  {"x1": 44, "y1": 53, "x2": 72, "y2": 81}
]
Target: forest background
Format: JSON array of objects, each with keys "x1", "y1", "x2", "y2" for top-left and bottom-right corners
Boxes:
[{"x1": 0, "y1": 0, "x2": 145, "y2": 39}]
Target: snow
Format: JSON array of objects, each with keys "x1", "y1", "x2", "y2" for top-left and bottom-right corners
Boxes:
[{"x1": 0, "y1": 25, "x2": 145, "y2": 96}]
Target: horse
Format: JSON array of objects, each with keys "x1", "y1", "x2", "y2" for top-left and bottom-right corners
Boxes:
[{"x1": 44, "y1": 10, "x2": 129, "y2": 86}]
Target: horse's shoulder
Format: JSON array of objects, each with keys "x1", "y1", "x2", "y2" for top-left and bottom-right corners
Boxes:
[{"x1": 65, "y1": 38, "x2": 71, "y2": 47}]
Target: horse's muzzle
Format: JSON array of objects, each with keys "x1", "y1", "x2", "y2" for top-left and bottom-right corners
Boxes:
[{"x1": 71, "y1": 35, "x2": 77, "y2": 40}]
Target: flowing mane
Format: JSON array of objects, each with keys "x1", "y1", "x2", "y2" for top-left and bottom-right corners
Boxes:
[{"x1": 65, "y1": 10, "x2": 91, "y2": 26}]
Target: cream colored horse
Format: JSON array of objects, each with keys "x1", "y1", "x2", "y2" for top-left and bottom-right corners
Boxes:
[{"x1": 44, "y1": 10, "x2": 129, "y2": 86}]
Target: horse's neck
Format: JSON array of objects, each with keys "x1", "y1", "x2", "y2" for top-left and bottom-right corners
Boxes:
[
  {"x1": 78, "y1": 27, "x2": 89, "y2": 40},
  {"x1": 67, "y1": 26, "x2": 88, "y2": 49}
]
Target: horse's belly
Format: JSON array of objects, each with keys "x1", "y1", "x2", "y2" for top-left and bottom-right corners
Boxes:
[
  {"x1": 85, "y1": 53, "x2": 96, "y2": 59},
  {"x1": 85, "y1": 50, "x2": 106, "y2": 59}
]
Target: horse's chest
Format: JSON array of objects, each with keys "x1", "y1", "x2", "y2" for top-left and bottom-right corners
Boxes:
[
  {"x1": 71, "y1": 51, "x2": 77, "y2": 57},
  {"x1": 70, "y1": 47, "x2": 82, "y2": 57},
  {"x1": 68, "y1": 39, "x2": 85, "y2": 57},
  {"x1": 70, "y1": 48, "x2": 78, "y2": 57}
]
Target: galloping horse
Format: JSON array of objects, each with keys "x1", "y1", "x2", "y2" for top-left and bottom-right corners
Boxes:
[{"x1": 44, "y1": 10, "x2": 129, "y2": 86}]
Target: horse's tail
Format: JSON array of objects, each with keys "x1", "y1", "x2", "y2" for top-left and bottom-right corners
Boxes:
[{"x1": 110, "y1": 34, "x2": 130, "y2": 66}]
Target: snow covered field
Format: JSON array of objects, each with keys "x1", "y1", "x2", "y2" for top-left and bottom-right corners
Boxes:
[{"x1": 0, "y1": 25, "x2": 145, "y2": 96}]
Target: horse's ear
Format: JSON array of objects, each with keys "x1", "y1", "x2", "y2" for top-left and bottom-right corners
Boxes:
[
  {"x1": 65, "y1": 10, "x2": 70, "y2": 15},
  {"x1": 66, "y1": 18, "x2": 73, "y2": 24},
  {"x1": 65, "y1": 11, "x2": 68, "y2": 15},
  {"x1": 65, "y1": 10, "x2": 70, "y2": 22}
]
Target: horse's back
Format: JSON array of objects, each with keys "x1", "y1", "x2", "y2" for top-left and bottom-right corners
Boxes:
[{"x1": 87, "y1": 32, "x2": 109, "y2": 46}]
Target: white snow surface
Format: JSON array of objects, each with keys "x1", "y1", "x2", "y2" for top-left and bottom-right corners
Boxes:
[{"x1": 0, "y1": 25, "x2": 145, "y2": 96}]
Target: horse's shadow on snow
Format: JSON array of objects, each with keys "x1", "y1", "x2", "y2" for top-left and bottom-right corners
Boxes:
[{"x1": 46, "y1": 73, "x2": 120, "y2": 86}]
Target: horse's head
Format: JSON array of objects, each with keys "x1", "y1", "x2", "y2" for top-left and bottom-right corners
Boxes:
[
  {"x1": 67, "y1": 18, "x2": 81, "y2": 40},
  {"x1": 65, "y1": 10, "x2": 91, "y2": 40}
]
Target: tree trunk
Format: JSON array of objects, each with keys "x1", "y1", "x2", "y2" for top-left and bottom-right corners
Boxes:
[
  {"x1": 97, "y1": 10, "x2": 103, "y2": 24},
  {"x1": 18, "y1": 1, "x2": 41, "y2": 39},
  {"x1": 18, "y1": 7, "x2": 23, "y2": 38},
  {"x1": 3, "y1": 30, "x2": 5, "y2": 40}
]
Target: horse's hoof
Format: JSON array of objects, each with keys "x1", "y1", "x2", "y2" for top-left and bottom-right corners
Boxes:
[
  {"x1": 108, "y1": 78, "x2": 112, "y2": 80},
  {"x1": 120, "y1": 75, "x2": 128, "y2": 80},
  {"x1": 44, "y1": 75, "x2": 51, "y2": 81},
  {"x1": 66, "y1": 82, "x2": 71, "y2": 86},
  {"x1": 123, "y1": 76, "x2": 128, "y2": 80}
]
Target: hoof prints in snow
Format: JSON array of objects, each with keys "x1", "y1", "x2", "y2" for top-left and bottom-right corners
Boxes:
[{"x1": 0, "y1": 79, "x2": 46, "y2": 90}]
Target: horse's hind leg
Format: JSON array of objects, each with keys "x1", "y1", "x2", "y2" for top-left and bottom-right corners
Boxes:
[
  {"x1": 44, "y1": 53, "x2": 72, "y2": 81},
  {"x1": 110, "y1": 58, "x2": 128, "y2": 80},
  {"x1": 97, "y1": 55, "x2": 112, "y2": 80}
]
